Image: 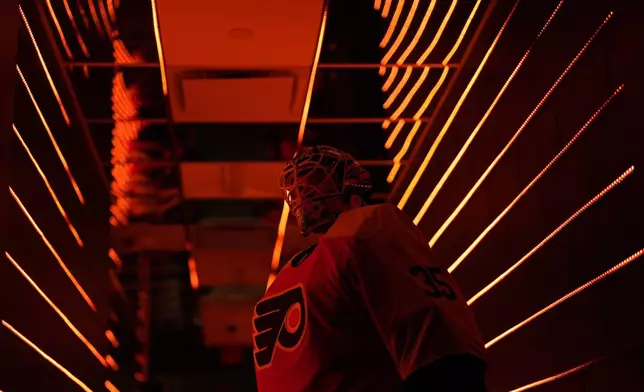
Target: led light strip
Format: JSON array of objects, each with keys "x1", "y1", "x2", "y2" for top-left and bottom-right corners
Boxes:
[
  {"x1": 20, "y1": 6, "x2": 72, "y2": 126},
  {"x1": 386, "y1": 1, "x2": 482, "y2": 183},
  {"x1": 380, "y1": 0, "x2": 406, "y2": 51},
  {"x1": 430, "y1": 11, "x2": 614, "y2": 242},
  {"x1": 452, "y1": 85, "x2": 623, "y2": 274},
  {"x1": 509, "y1": 357, "x2": 603, "y2": 392},
  {"x1": 380, "y1": 0, "x2": 422, "y2": 83},
  {"x1": 486, "y1": 246, "x2": 644, "y2": 348},
  {"x1": 268, "y1": 5, "x2": 329, "y2": 290},
  {"x1": 469, "y1": 166, "x2": 634, "y2": 304},
  {"x1": 397, "y1": 0, "x2": 517, "y2": 209},
  {"x1": 5, "y1": 253, "x2": 106, "y2": 367},
  {"x1": 382, "y1": 0, "x2": 436, "y2": 94},
  {"x1": 62, "y1": 0, "x2": 90, "y2": 57},
  {"x1": 1, "y1": 320, "x2": 93, "y2": 392},
  {"x1": 381, "y1": 0, "x2": 393, "y2": 18},
  {"x1": 413, "y1": 0, "x2": 566, "y2": 226},
  {"x1": 17, "y1": 65, "x2": 85, "y2": 205},
  {"x1": 9, "y1": 187, "x2": 96, "y2": 312},
  {"x1": 150, "y1": 0, "x2": 168, "y2": 95},
  {"x1": 44, "y1": 0, "x2": 73, "y2": 58},
  {"x1": 388, "y1": 120, "x2": 423, "y2": 182},
  {"x1": 13, "y1": 125, "x2": 84, "y2": 247},
  {"x1": 105, "y1": 380, "x2": 120, "y2": 392}
]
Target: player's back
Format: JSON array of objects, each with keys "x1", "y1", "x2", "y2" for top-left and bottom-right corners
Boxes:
[{"x1": 252, "y1": 203, "x2": 484, "y2": 392}]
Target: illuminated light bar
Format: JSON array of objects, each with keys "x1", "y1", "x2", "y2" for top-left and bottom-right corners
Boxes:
[
  {"x1": 269, "y1": 5, "x2": 330, "y2": 288},
  {"x1": 13, "y1": 125, "x2": 84, "y2": 247},
  {"x1": 105, "y1": 330, "x2": 120, "y2": 348},
  {"x1": 469, "y1": 167, "x2": 634, "y2": 303},
  {"x1": 374, "y1": 0, "x2": 382, "y2": 11},
  {"x1": 381, "y1": 0, "x2": 393, "y2": 18},
  {"x1": 388, "y1": 121, "x2": 423, "y2": 182},
  {"x1": 98, "y1": 0, "x2": 114, "y2": 38},
  {"x1": 150, "y1": 0, "x2": 168, "y2": 95},
  {"x1": 108, "y1": 248, "x2": 122, "y2": 268},
  {"x1": 510, "y1": 357, "x2": 603, "y2": 392},
  {"x1": 387, "y1": 0, "x2": 459, "y2": 116},
  {"x1": 386, "y1": 0, "x2": 481, "y2": 182},
  {"x1": 297, "y1": 6, "x2": 329, "y2": 145},
  {"x1": 105, "y1": 380, "x2": 120, "y2": 392},
  {"x1": 1, "y1": 320, "x2": 93, "y2": 392},
  {"x1": 380, "y1": 0, "x2": 420, "y2": 80},
  {"x1": 413, "y1": 0, "x2": 566, "y2": 226},
  {"x1": 383, "y1": 0, "x2": 437, "y2": 93},
  {"x1": 105, "y1": 355, "x2": 119, "y2": 371},
  {"x1": 9, "y1": 187, "x2": 96, "y2": 312},
  {"x1": 453, "y1": 85, "x2": 624, "y2": 274},
  {"x1": 44, "y1": 0, "x2": 73, "y2": 58},
  {"x1": 87, "y1": 0, "x2": 106, "y2": 38},
  {"x1": 485, "y1": 246, "x2": 643, "y2": 348},
  {"x1": 385, "y1": 120, "x2": 407, "y2": 149},
  {"x1": 62, "y1": 0, "x2": 90, "y2": 57},
  {"x1": 398, "y1": 0, "x2": 508, "y2": 209},
  {"x1": 107, "y1": 0, "x2": 117, "y2": 22},
  {"x1": 380, "y1": 0, "x2": 405, "y2": 51},
  {"x1": 19, "y1": 6, "x2": 72, "y2": 126},
  {"x1": 75, "y1": 0, "x2": 91, "y2": 29},
  {"x1": 430, "y1": 11, "x2": 615, "y2": 241},
  {"x1": 5, "y1": 252, "x2": 106, "y2": 367},
  {"x1": 16, "y1": 66, "x2": 85, "y2": 205},
  {"x1": 188, "y1": 257, "x2": 199, "y2": 290}
]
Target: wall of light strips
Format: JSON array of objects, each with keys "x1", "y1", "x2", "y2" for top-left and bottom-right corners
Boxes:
[
  {"x1": 388, "y1": 0, "x2": 644, "y2": 390},
  {"x1": 0, "y1": 2, "x2": 136, "y2": 391}
]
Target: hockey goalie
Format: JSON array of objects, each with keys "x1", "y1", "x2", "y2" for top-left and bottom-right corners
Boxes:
[{"x1": 253, "y1": 146, "x2": 487, "y2": 392}]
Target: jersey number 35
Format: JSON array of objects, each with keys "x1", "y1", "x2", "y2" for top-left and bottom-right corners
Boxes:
[{"x1": 409, "y1": 266, "x2": 457, "y2": 300}]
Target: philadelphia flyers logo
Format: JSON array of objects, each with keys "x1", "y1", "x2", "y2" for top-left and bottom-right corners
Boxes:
[{"x1": 252, "y1": 284, "x2": 307, "y2": 369}]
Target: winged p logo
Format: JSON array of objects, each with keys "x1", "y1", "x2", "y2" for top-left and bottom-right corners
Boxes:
[{"x1": 253, "y1": 284, "x2": 307, "y2": 369}]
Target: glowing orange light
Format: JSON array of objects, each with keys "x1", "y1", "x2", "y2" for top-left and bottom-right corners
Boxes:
[
  {"x1": 188, "y1": 257, "x2": 199, "y2": 290},
  {"x1": 430, "y1": 11, "x2": 614, "y2": 241},
  {"x1": 87, "y1": 0, "x2": 106, "y2": 37},
  {"x1": 108, "y1": 248, "x2": 122, "y2": 267},
  {"x1": 510, "y1": 358, "x2": 603, "y2": 392},
  {"x1": 106, "y1": 355, "x2": 120, "y2": 371},
  {"x1": 62, "y1": 0, "x2": 90, "y2": 57},
  {"x1": 384, "y1": 67, "x2": 412, "y2": 107},
  {"x1": 13, "y1": 125, "x2": 84, "y2": 247},
  {"x1": 106, "y1": 330, "x2": 120, "y2": 348},
  {"x1": 387, "y1": 0, "x2": 458, "y2": 116},
  {"x1": 150, "y1": 0, "x2": 168, "y2": 95},
  {"x1": 397, "y1": 0, "x2": 437, "y2": 66},
  {"x1": 385, "y1": 120, "x2": 406, "y2": 149},
  {"x1": 270, "y1": 6, "x2": 329, "y2": 286},
  {"x1": 5, "y1": 252, "x2": 106, "y2": 367},
  {"x1": 486, "y1": 246, "x2": 643, "y2": 348},
  {"x1": 98, "y1": 0, "x2": 114, "y2": 38},
  {"x1": 266, "y1": 272, "x2": 277, "y2": 291},
  {"x1": 388, "y1": 121, "x2": 422, "y2": 182},
  {"x1": 414, "y1": 0, "x2": 566, "y2": 226},
  {"x1": 380, "y1": 0, "x2": 405, "y2": 49},
  {"x1": 380, "y1": 0, "x2": 420, "y2": 78},
  {"x1": 452, "y1": 85, "x2": 623, "y2": 273},
  {"x1": 44, "y1": 0, "x2": 73, "y2": 58},
  {"x1": 105, "y1": 380, "x2": 120, "y2": 392},
  {"x1": 16, "y1": 66, "x2": 85, "y2": 205},
  {"x1": 107, "y1": 0, "x2": 117, "y2": 22},
  {"x1": 297, "y1": 7, "x2": 328, "y2": 145},
  {"x1": 1, "y1": 320, "x2": 93, "y2": 392},
  {"x1": 9, "y1": 187, "x2": 95, "y2": 311},
  {"x1": 381, "y1": 0, "x2": 392, "y2": 18},
  {"x1": 469, "y1": 167, "x2": 633, "y2": 303},
  {"x1": 19, "y1": 6, "x2": 72, "y2": 126},
  {"x1": 398, "y1": 0, "x2": 505, "y2": 209},
  {"x1": 374, "y1": 0, "x2": 382, "y2": 11},
  {"x1": 386, "y1": 0, "x2": 481, "y2": 183}
]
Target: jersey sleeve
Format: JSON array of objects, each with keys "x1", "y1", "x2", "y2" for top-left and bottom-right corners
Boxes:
[{"x1": 344, "y1": 210, "x2": 485, "y2": 380}]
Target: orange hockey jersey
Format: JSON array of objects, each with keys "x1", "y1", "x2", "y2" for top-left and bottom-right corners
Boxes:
[{"x1": 252, "y1": 203, "x2": 485, "y2": 392}]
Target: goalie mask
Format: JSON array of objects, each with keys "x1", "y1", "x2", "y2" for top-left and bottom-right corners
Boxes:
[{"x1": 279, "y1": 146, "x2": 372, "y2": 237}]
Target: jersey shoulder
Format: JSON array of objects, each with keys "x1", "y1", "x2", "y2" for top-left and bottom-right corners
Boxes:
[{"x1": 326, "y1": 203, "x2": 421, "y2": 243}]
